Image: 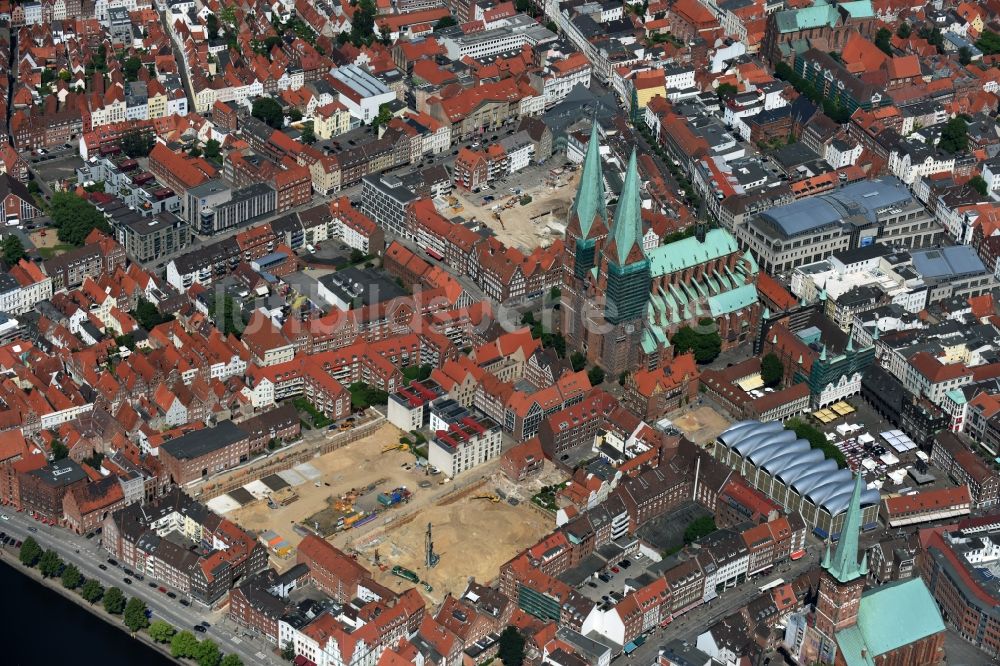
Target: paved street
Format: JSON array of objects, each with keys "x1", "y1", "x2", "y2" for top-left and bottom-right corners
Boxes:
[{"x1": 0, "y1": 510, "x2": 278, "y2": 666}]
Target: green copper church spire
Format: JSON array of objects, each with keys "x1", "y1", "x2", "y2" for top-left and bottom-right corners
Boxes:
[
  {"x1": 610, "y1": 149, "x2": 643, "y2": 266},
  {"x1": 570, "y1": 121, "x2": 607, "y2": 238},
  {"x1": 824, "y1": 472, "x2": 869, "y2": 584}
]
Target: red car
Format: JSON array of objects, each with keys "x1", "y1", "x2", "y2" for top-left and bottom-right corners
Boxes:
[
  {"x1": 611, "y1": 567, "x2": 620, "y2": 573},
  {"x1": 158, "y1": 587, "x2": 167, "y2": 593}
]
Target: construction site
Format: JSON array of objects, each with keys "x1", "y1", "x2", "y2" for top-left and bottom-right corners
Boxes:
[
  {"x1": 224, "y1": 423, "x2": 431, "y2": 554},
  {"x1": 446, "y1": 165, "x2": 580, "y2": 253},
  {"x1": 349, "y1": 478, "x2": 552, "y2": 603}
]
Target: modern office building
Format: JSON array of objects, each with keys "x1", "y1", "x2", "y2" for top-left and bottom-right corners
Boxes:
[{"x1": 737, "y1": 177, "x2": 942, "y2": 275}]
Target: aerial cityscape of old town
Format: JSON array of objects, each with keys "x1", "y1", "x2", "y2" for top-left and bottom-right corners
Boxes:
[{"x1": 6, "y1": 0, "x2": 1000, "y2": 664}]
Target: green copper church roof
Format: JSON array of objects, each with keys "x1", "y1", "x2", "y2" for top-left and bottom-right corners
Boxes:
[
  {"x1": 647, "y1": 229, "x2": 740, "y2": 277},
  {"x1": 709, "y1": 283, "x2": 758, "y2": 317},
  {"x1": 824, "y1": 472, "x2": 868, "y2": 584},
  {"x1": 836, "y1": 579, "x2": 945, "y2": 666},
  {"x1": 609, "y1": 149, "x2": 643, "y2": 266},
  {"x1": 570, "y1": 122, "x2": 607, "y2": 239}
]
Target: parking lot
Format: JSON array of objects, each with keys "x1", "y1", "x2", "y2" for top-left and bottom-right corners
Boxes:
[
  {"x1": 30, "y1": 149, "x2": 84, "y2": 187},
  {"x1": 574, "y1": 551, "x2": 650, "y2": 608}
]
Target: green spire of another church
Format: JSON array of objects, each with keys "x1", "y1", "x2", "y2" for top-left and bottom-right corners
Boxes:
[
  {"x1": 610, "y1": 149, "x2": 643, "y2": 266},
  {"x1": 570, "y1": 122, "x2": 607, "y2": 239},
  {"x1": 825, "y1": 472, "x2": 869, "y2": 584}
]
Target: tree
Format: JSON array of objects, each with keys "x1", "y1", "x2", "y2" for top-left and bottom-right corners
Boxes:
[
  {"x1": 874, "y1": 28, "x2": 892, "y2": 55},
  {"x1": 587, "y1": 365, "x2": 606, "y2": 386},
  {"x1": 970, "y1": 175, "x2": 989, "y2": 196},
  {"x1": 716, "y1": 82, "x2": 738, "y2": 99},
  {"x1": 221, "y1": 655, "x2": 243, "y2": 666},
  {"x1": 434, "y1": 16, "x2": 457, "y2": 31},
  {"x1": 301, "y1": 124, "x2": 316, "y2": 144},
  {"x1": 785, "y1": 418, "x2": 846, "y2": 467},
  {"x1": 133, "y1": 297, "x2": 174, "y2": 331},
  {"x1": 959, "y1": 46, "x2": 973, "y2": 66},
  {"x1": 684, "y1": 516, "x2": 717, "y2": 543},
  {"x1": 206, "y1": 13, "x2": 220, "y2": 39},
  {"x1": 288, "y1": 108, "x2": 303, "y2": 123},
  {"x1": 938, "y1": 116, "x2": 968, "y2": 154},
  {"x1": 203, "y1": 139, "x2": 222, "y2": 162},
  {"x1": 977, "y1": 30, "x2": 1000, "y2": 56},
  {"x1": 124, "y1": 56, "x2": 143, "y2": 81},
  {"x1": 896, "y1": 22, "x2": 910, "y2": 39},
  {"x1": 670, "y1": 326, "x2": 722, "y2": 364},
  {"x1": 281, "y1": 641, "x2": 296, "y2": 661},
  {"x1": 80, "y1": 579, "x2": 104, "y2": 604},
  {"x1": 38, "y1": 549, "x2": 63, "y2": 578},
  {"x1": 350, "y1": 0, "x2": 377, "y2": 46},
  {"x1": 761, "y1": 353, "x2": 783, "y2": 387},
  {"x1": 149, "y1": 620, "x2": 176, "y2": 643},
  {"x1": 18, "y1": 536, "x2": 42, "y2": 567},
  {"x1": 103, "y1": 586, "x2": 127, "y2": 615},
  {"x1": 348, "y1": 382, "x2": 389, "y2": 409},
  {"x1": 124, "y1": 597, "x2": 150, "y2": 632},
  {"x1": 48, "y1": 191, "x2": 111, "y2": 246},
  {"x1": 371, "y1": 103, "x2": 393, "y2": 132},
  {"x1": 172, "y1": 631, "x2": 201, "y2": 659},
  {"x1": 251, "y1": 97, "x2": 285, "y2": 128},
  {"x1": 51, "y1": 440, "x2": 69, "y2": 460},
  {"x1": 209, "y1": 294, "x2": 243, "y2": 336},
  {"x1": 402, "y1": 364, "x2": 432, "y2": 382},
  {"x1": 120, "y1": 131, "x2": 154, "y2": 157},
  {"x1": 497, "y1": 626, "x2": 525, "y2": 666},
  {"x1": 570, "y1": 351, "x2": 586, "y2": 372},
  {"x1": 2, "y1": 235, "x2": 25, "y2": 265},
  {"x1": 196, "y1": 639, "x2": 222, "y2": 666},
  {"x1": 61, "y1": 564, "x2": 82, "y2": 589}
]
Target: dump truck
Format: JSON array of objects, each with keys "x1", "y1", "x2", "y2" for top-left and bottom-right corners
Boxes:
[{"x1": 392, "y1": 566, "x2": 420, "y2": 583}]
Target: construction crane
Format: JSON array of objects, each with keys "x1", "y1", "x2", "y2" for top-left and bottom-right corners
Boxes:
[
  {"x1": 472, "y1": 495, "x2": 501, "y2": 504},
  {"x1": 382, "y1": 444, "x2": 408, "y2": 454}
]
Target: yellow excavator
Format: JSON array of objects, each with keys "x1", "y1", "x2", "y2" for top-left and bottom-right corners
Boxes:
[
  {"x1": 472, "y1": 495, "x2": 501, "y2": 504},
  {"x1": 382, "y1": 444, "x2": 408, "y2": 454}
]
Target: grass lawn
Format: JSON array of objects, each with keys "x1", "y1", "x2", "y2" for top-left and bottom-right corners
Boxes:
[
  {"x1": 37, "y1": 244, "x2": 74, "y2": 259},
  {"x1": 292, "y1": 397, "x2": 332, "y2": 429}
]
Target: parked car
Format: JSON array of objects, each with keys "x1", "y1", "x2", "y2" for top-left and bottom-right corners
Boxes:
[
  {"x1": 107, "y1": 558, "x2": 118, "y2": 566},
  {"x1": 123, "y1": 578, "x2": 132, "y2": 585},
  {"x1": 167, "y1": 592, "x2": 177, "y2": 599},
  {"x1": 179, "y1": 599, "x2": 190, "y2": 607},
  {"x1": 193, "y1": 625, "x2": 207, "y2": 633},
  {"x1": 98, "y1": 564, "x2": 107, "y2": 570}
]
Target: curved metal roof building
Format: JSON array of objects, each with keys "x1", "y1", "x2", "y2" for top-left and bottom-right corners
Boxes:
[{"x1": 718, "y1": 420, "x2": 880, "y2": 515}]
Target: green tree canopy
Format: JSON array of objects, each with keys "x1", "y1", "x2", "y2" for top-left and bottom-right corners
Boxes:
[
  {"x1": 684, "y1": 516, "x2": 717, "y2": 543},
  {"x1": 970, "y1": 175, "x2": 989, "y2": 196},
  {"x1": 251, "y1": 97, "x2": 285, "y2": 128},
  {"x1": 149, "y1": 620, "x2": 176, "y2": 643},
  {"x1": 497, "y1": 626, "x2": 526, "y2": 666},
  {"x1": 48, "y1": 191, "x2": 111, "y2": 246},
  {"x1": 959, "y1": 46, "x2": 973, "y2": 65},
  {"x1": 671, "y1": 326, "x2": 722, "y2": 363},
  {"x1": 80, "y1": 578, "x2": 104, "y2": 604},
  {"x1": 61, "y1": 564, "x2": 82, "y2": 589},
  {"x1": 51, "y1": 440, "x2": 69, "y2": 460},
  {"x1": 350, "y1": 0, "x2": 377, "y2": 46},
  {"x1": 2, "y1": 235, "x2": 25, "y2": 265},
  {"x1": 18, "y1": 536, "x2": 42, "y2": 567},
  {"x1": 281, "y1": 641, "x2": 296, "y2": 661},
  {"x1": 196, "y1": 639, "x2": 222, "y2": 666},
  {"x1": 570, "y1": 351, "x2": 586, "y2": 372},
  {"x1": 938, "y1": 116, "x2": 968, "y2": 154},
  {"x1": 124, "y1": 56, "x2": 143, "y2": 81},
  {"x1": 716, "y1": 82, "x2": 738, "y2": 99},
  {"x1": 587, "y1": 365, "x2": 605, "y2": 386},
  {"x1": 301, "y1": 124, "x2": 316, "y2": 144},
  {"x1": 38, "y1": 549, "x2": 63, "y2": 578},
  {"x1": 896, "y1": 22, "x2": 910, "y2": 39},
  {"x1": 434, "y1": 16, "x2": 457, "y2": 31},
  {"x1": 761, "y1": 353, "x2": 784, "y2": 387},
  {"x1": 371, "y1": 103, "x2": 393, "y2": 132},
  {"x1": 206, "y1": 13, "x2": 220, "y2": 39},
  {"x1": 123, "y1": 597, "x2": 150, "y2": 632},
  {"x1": 203, "y1": 139, "x2": 222, "y2": 162},
  {"x1": 103, "y1": 586, "x2": 127, "y2": 615},
  {"x1": 120, "y1": 131, "x2": 154, "y2": 157},
  {"x1": 874, "y1": 28, "x2": 892, "y2": 55},
  {"x1": 133, "y1": 297, "x2": 174, "y2": 331},
  {"x1": 221, "y1": 655, "x2": 244, "y2": 666},
  {"x1": 172, "y1": 631, "x2": 201, "y2": 659},
  {"x1": 785, "y1": 418, "x2": 846, "y2": 467},
  {"x1": 977, "y1": 30, "x2": 1000, "y2": 55}
]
